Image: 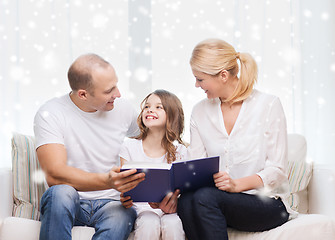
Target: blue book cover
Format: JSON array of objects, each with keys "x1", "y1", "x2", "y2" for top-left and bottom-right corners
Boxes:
[
  {"x1": 121, "y1": 156, "x2": 219, "y2": 202},
  {"x1": 172, "y1": 156, "x2": 219, "y2": 193}
]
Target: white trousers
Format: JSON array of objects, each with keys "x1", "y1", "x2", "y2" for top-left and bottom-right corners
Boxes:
[{"x1": 134, "y1": 209, "x2": 185, "y2": 240}]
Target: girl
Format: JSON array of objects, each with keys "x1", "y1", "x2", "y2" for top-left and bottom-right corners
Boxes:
[{"x1": 120, "y1": 89, "x2": 187, "y2": 240}]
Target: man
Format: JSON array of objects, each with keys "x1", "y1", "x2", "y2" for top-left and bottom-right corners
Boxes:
[{"x1": 34, "y1": 53, "x2": 145, "y2": 240}]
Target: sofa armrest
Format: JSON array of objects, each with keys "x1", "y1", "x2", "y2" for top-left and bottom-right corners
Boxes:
[
  {"x1": 308, "y1": 164, "x2": 335, "y2": 218},
  {"x1": 0, "y1": 168, "x2": 13, "y2": 222}
]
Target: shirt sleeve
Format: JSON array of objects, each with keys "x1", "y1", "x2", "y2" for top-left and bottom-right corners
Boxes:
[
  {"x1": 33, "y1": 105, "x2": 65, "y2": 149},
  {"x1": 175, "y1": 144, "x2": 189, "y2": 162},
  {"x1": 256, "y1": 97, "x2": 289, "y2": 192},
  {"x1": 119, "y1": 140, "x2": 132, "y2": 165},
  {"x1": 187, "y1": 115, "x2": 208, "y2": 159},
  {"x1": 126, "y1": 105, "x2": 140, "y2": 138}
]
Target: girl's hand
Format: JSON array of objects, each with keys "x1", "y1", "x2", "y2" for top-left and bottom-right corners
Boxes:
[
  {"x1": 149, "y1": 189, "x2": 180, "y2": 214},
  {"x1": 148, "y1": 202, "x2": 160, "y2": 209},
  {"x1": 120, "y1": 193, "x2": 133, "y2": 208},
  {"x1": 213, "y1": 171, "x2": 239, "y2": 192}
]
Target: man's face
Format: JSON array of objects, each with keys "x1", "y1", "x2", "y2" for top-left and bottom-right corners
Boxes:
[{"x1": 85, "y1": 66, "x2": 121, "y2": 112}]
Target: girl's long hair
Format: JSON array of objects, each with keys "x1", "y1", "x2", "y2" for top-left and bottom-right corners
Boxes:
[{"x1": 136, "y1": 89, "x2": 185, "y2": 163}]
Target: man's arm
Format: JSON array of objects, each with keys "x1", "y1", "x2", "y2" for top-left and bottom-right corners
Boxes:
[{"x1": 37, "y1": 144, "x2": 145, "y2": 192}]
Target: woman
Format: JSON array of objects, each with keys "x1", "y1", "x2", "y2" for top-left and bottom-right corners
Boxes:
[{"x1": 177, "y1": 39, "x2": 296, "y2": 240}]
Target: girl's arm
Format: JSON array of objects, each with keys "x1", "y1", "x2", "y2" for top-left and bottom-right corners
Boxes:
[{"x1": 120, "y1": 157, "x2": 127, "y2": 167}]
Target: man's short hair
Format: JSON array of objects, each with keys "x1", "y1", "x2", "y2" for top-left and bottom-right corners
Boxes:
[{"x1": 67, "y1": 53, "x2": 110, "y2": 93}]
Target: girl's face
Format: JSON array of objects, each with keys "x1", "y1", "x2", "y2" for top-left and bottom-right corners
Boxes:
[
  {"x1": 192, "y1": 69, "x2": 223, "y2": 99},
  {"x1": 142, "y1": 94, "x2": 167, "y2": 130}
]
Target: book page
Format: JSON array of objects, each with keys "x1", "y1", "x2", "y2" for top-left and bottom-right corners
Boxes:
[{"x1": 121, "y1": 161, "x2": 172, "y2": 170}]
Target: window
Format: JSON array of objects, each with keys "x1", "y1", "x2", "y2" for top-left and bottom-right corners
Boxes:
[{"x1": 1, "y1": 0, "x2": 334, "y2": 168}]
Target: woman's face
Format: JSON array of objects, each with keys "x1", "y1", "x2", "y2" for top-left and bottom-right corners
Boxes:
[{"x1": 192, "y1": 69, "x2": 223, "y2": 99}]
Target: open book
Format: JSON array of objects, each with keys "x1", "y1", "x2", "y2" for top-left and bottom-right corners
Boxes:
[{"x1": 121, "y1": 156, "x2": 219, "y2": 202}]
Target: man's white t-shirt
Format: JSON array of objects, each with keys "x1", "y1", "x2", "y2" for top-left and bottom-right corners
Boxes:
[{"x1": 34, "y1": 94, "x2": 139, "y2": 200}]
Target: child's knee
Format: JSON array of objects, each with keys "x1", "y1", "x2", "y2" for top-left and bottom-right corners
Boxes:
[
  {"x1": 161, "y1": 213, "x2": 182, "y2": 229},
  {"x1": 136, "y1": 211, "x2": 161, "y2": 229}
]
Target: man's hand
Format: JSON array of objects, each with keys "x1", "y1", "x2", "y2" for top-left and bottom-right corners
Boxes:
[
  {"x1": 107, "y1": 166, "x2": 145, "y2": 193},
  {"x1": 149, "y1": 189, "x2": 180, "y2": 214},
  {"x1": 120, "y1": 193, "x2": 133, "y2": 208}
]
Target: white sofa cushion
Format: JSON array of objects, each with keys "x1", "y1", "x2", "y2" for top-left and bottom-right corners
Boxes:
[
  {"x1": 0, "y1": 217, "x2": 136, "y2": 240},
  {"x1": 0, "y1": 217, "x2": 94, "y2": 240},
  {"x1": 2, "y1": 214, "x2": 335, "y2": 240},
  {"x1": 228, "y1": 214, "x2": 335, "y2": 240}
]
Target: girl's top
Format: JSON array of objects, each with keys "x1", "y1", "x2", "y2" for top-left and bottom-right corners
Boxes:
[{"x1": 120, "y1": 138, "x2": 188, "y2": 213}]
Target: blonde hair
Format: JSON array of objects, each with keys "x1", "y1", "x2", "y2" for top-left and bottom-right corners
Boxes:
[
  {"x1": 136, "y1": 89, "x2": 185, "y2": 164},
  {"x1": 190, "y1": 39, "x2": 258, "y2": 103}
]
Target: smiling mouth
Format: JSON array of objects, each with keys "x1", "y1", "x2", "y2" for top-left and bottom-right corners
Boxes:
[{"x1": 146, "y1": 115, "x2": 158, "y2": 119}]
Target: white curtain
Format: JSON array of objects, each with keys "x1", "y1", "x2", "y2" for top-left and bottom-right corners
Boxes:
[
  {"x1": 297, "y1": 0, "x2": 335, "y2": 166},
  {"x1": 0, "y1": 0, "x2": 130, "y2": 168},
  {"x1": 1, "y1": 0, "x2": 334, "y2": 168},
  {"x1": 151, "y1": 0, "x2": 335, "y2": 166}
]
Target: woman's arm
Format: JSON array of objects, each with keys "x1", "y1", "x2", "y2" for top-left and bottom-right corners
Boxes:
[
  {"x1": 256, "y1": 97, "x2": 289, "y2": 191},
  {"x1": 214, "y1": 172, "x2": 263, "y2": 192}
]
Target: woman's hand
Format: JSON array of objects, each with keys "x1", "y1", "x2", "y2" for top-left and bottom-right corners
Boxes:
[
  {"x1": 120, "y1": 193, "x2": 133, "y2": 208},
  {"x1": 213, "y1": 171, "x2": 239, "y2": 192},
  {"x1": 149, "y1": 189, "x2": 180, "y2": 214}
]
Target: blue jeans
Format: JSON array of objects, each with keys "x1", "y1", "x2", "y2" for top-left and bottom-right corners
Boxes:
[
  {"x1": 177, "y1": 187, "x2": 289, "y2": 240},
  {"x1": 39, "y1": 185, "x2": 136, "y2": 240}
]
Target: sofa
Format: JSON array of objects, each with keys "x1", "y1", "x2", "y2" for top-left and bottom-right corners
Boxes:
[{"x1": 1, "y1": 132, "x2": 335, "y2": 240}]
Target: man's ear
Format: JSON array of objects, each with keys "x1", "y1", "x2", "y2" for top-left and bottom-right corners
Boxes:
[
  {"x1": 220, "y1": 70, "x2": 229, "y2": 83},
  {"x1": 77, "y1": 89, "x2": 88, "y2": 100}
]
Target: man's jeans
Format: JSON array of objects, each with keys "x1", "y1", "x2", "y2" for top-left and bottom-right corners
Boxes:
[
  {"x1": 39, "y1": 185, "x2": 136, "y2": 240},
  {"x1": 177, "y1": 187, "x2": 289, "y2": 240}
]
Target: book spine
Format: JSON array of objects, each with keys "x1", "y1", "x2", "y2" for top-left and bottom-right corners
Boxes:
[{"x1": 170, "y1": 165, "x2": 175, "y2": 192}]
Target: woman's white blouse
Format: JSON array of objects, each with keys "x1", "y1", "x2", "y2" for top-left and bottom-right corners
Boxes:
[{"x1": 188, "y1": 89, "x2": 295, "y2": 215}]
